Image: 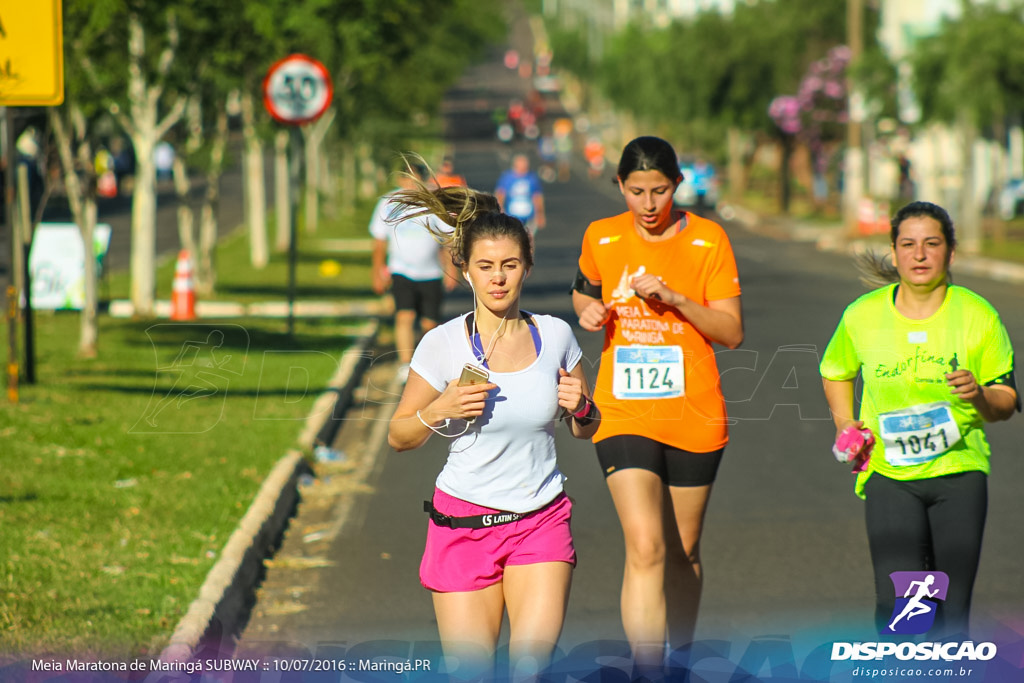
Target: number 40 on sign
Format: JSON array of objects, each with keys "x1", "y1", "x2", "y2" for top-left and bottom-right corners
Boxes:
[{"x1": 262, "y1": 54, "x2": 332, "y2": 125}]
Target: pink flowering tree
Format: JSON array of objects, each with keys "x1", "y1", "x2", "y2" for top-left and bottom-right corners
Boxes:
[{"x1": 769, "y1": 45, "x2": 850, "y2": 212}]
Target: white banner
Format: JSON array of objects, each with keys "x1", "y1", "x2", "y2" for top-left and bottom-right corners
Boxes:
[{"x1": 29, "y1": 222, "x2": 113, "y2": 310}]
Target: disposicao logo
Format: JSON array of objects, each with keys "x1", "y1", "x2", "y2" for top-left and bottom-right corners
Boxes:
[
  {"x1": 884, "y1": 571, "x2": 948, "y2": 635},
  {"x1": 830, "y1": 569, "x2": 998, "y2": 664}
]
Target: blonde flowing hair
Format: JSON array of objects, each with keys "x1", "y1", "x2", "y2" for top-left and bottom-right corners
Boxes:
[{"x1": 386, "y1": 154, "x2": 533, "y2": 270}]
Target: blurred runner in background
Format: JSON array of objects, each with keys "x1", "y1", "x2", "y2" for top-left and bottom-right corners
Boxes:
[
  {"x1": 435, "y1": 156, "x2": 467, "y2": 188},
  {"x1": 494, "y1": 154, "x2": 546, "y2": 236},
  {"x1": 370, "y1": 162, "x2": 457, "y2": 382}
]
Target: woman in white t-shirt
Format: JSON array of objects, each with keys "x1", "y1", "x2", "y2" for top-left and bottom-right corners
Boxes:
[{"x1": 387, "y1": 180, "x2": 600, "y2": 678}]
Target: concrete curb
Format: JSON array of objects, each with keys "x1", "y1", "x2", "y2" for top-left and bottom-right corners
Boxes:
[
  {"x1": 157, "y1": 320, "x2": 381, "y2": 664},
  {"x1": 107, "y1": 298, "x2": 393, "y2": 319}
]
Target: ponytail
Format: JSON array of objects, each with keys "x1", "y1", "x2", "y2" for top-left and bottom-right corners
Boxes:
[
  {"x1": 854, "y1": 250, "x2": 899, "y2": 288},
  {"x1": 387, "y1": 154, "x2": 532, "y2": 269}
]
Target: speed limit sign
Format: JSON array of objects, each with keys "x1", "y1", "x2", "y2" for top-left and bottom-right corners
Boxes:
[{"x1": 263, "y1": 54, "x2": 333, "y2": 125}]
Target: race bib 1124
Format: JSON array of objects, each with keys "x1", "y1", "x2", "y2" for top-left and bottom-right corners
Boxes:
[{"x1": 612, "y1": 345, "x2": 684, "y2": 400}]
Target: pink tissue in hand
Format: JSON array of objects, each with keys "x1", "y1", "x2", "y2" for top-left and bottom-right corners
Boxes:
[{"x1": 832, "y1": 425, "x2": 875, "y2": 473}]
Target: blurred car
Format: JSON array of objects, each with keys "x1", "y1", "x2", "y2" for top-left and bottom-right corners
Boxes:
[
  {"x1": 533, "y1": 75, "x2": 562, "y2": 94},
  {"x1": 674, "y1": 156, "x2": 719, "y2": 209},
  {"x1": 998, "y1": 178, "x2": 1024, "y2": 220}
]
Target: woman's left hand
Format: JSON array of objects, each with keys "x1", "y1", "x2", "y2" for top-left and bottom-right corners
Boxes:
[
  {"x1": 946, "y1": 369, "x2": 982, "y2": 401},
  {"x1": 630, "y1": 272, "x2": 680, "y2": 307},
  {"x1": 557, "y1": 368, "x2": 586, "y2": 414}
]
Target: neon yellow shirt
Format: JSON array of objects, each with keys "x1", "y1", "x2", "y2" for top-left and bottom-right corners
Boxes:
[{"x1": 820, "y1": 284, "x2": 1015, "y2": 498}]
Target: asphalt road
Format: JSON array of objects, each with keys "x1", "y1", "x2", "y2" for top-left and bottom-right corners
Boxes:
[{"x1": 235, "y1": 15, "x2": 1024, "y2": 682}]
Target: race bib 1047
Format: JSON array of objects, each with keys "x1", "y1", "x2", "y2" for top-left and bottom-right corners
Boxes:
[{"x1": 612, "y1": 345, "x2": 684, "y2": 400}]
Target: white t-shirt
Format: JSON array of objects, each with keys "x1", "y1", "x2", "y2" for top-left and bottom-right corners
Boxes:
[
  {"x1": 368, "y1": 191, "x2": 451, "y2": 281},
  {"x1": 410, "y1": 312, "x2": 584, "y2": 513}
]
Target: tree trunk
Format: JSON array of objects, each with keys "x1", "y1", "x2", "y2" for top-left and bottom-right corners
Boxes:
[
  {"x1": 303, "y1": 109, "x2": 336, "y2": 234},
  {"x1": 196, "y1": 106, "x2": 228, "y2": 296},
  {"x1": 958, "y1": 114, "x2": 981, "y2": 254},
  {"x1": 320, "y1": 145, "x2": 337, "y2": 221},
  {"x1": 124, "y1": 9, "x2": 186, "y2": 317},
  {"x1": 304, "y1": 128, "x2": 320, "y2": 235},
  {"x1": 357, "y1": 143, "x2": 378, "y2": 201},
  {"x1": 48, "y1": 107, "x2": 100, "y2": 357},
  {"x1": 173, "y1": 154, "x2": 195, "y2": 256},
  {"x1": 130, "y1": 136, "x2": 158, "y2": 316},
  {"x1": 727, "y1": 127, "x2": 748, "y2": 198},
  {"x1": 779, "y1": 136, "x2": 794, "y2": 214},
  {"x1": 79, "y1": 198, "x2": 99, "y2": 357},
  {"x1": 241, "y1": 90, "x2": 268, "y2": 268},
  {"x1": 274, "y1": 129, "x2": 291, "y2": 252},
  {"x1": 341, "y1": 140, "x2": 356, "y2": 215},
  {"x1": 175, "y1": 96, "x2": 204, "y2": 258}
]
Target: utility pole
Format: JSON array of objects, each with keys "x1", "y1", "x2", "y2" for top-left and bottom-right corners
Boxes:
[
  {"x1": 4, "y1": 108, "x2": 19, "y2": 403},
  {"x1": 843, "y1": 0, "x2": 865, "y2": 238}
]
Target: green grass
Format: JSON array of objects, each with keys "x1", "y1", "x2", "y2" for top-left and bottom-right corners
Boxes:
[
  {"x1": 733, "y1": 185, "x2": 842, "y2": 224},
  {"x1": 983, "y1": 236, "x2": 1024, "y2": 263},
  {"x1": 102, "y1": 202, "x2": 377, "y2": 305},
  {"x1": 0, "y1": 199, "x2": 379, "y2": 660}
]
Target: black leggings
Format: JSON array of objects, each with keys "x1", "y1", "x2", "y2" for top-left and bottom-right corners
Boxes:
[{"x1": 863, "y1": 471, "x2": 987, "y2": 638}]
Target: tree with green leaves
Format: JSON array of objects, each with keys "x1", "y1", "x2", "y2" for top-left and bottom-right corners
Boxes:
[
  {"x1": 67, "y1": 1, "x2": 205, "y2": 316},
  {"x1": 910, "y1": 1, "x2": 1024, "y2": 253},
  {"x1": 55, "y1": 0, "x2": 501, "y2": 320},
  {"x1": 547, "y1": 0, "x2": 853, "y2": 205}
]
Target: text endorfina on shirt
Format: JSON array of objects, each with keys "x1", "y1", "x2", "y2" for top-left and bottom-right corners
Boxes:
[
  {"x1": 820, "y1": 284, "x2": 1017, "y2": 498},
  {"x1": 578, "y1": 211, "x2": 741, "y2": 453}
]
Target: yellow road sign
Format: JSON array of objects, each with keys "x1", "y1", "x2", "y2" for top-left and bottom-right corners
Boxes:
[{"x1": 0, "y1": 1, "x2": 64, "y2": 106}]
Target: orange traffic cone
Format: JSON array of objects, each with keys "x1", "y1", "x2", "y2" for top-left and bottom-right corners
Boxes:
[{"x1": 170, "y1": 250, "x2": 196, "y2": 320}]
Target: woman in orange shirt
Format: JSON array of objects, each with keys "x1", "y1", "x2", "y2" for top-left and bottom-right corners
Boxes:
[{"x1": 571, "y1": 136, "x2": 743, "y2": 670}]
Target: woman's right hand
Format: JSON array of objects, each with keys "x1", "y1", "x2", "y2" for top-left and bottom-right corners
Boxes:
[
  {"x1": 578, "y1": 300, "x2": 612, "y2": 332},
  {"x1": 834, "y1": 419, "x2": 864, "y2": 442},
  {"x1": 422, "y1": 379, "x2": 498, "y2": 424}
]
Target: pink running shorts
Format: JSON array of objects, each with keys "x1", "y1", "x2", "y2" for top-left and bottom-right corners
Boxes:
[{"x1": 419, "y1": 488, "x2": 576, "y2": 593}]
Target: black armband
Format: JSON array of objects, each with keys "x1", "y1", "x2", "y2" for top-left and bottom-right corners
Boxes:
[
  {"x1": 570, "y1": 267, "x2": 602, "y2": 298},
  {"x1": 985, "y1": 369, "x2": 1021, "y2": 412}
]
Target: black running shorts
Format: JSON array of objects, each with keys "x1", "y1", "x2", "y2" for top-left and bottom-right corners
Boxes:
[
  {"x1": 595, "y1": 434, "x2": 724, "y2": 487},
  {"x1": 391, "y1": 274, "x2": 444, "y2": 322}
]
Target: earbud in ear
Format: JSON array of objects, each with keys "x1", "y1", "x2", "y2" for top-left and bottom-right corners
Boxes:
[{"x1": 462, "y1": 271, "x2": 470, "y2": 282}]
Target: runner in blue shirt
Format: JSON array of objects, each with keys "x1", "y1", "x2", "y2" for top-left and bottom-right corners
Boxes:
[{"x1": 494, "y1": 153, "x2": 546, "y2": 235}]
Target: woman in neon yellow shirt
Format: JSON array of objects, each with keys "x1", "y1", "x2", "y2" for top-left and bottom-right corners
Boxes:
[{"x1": 820, "y1": 201, "x2": 1019, "y2": 638}]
